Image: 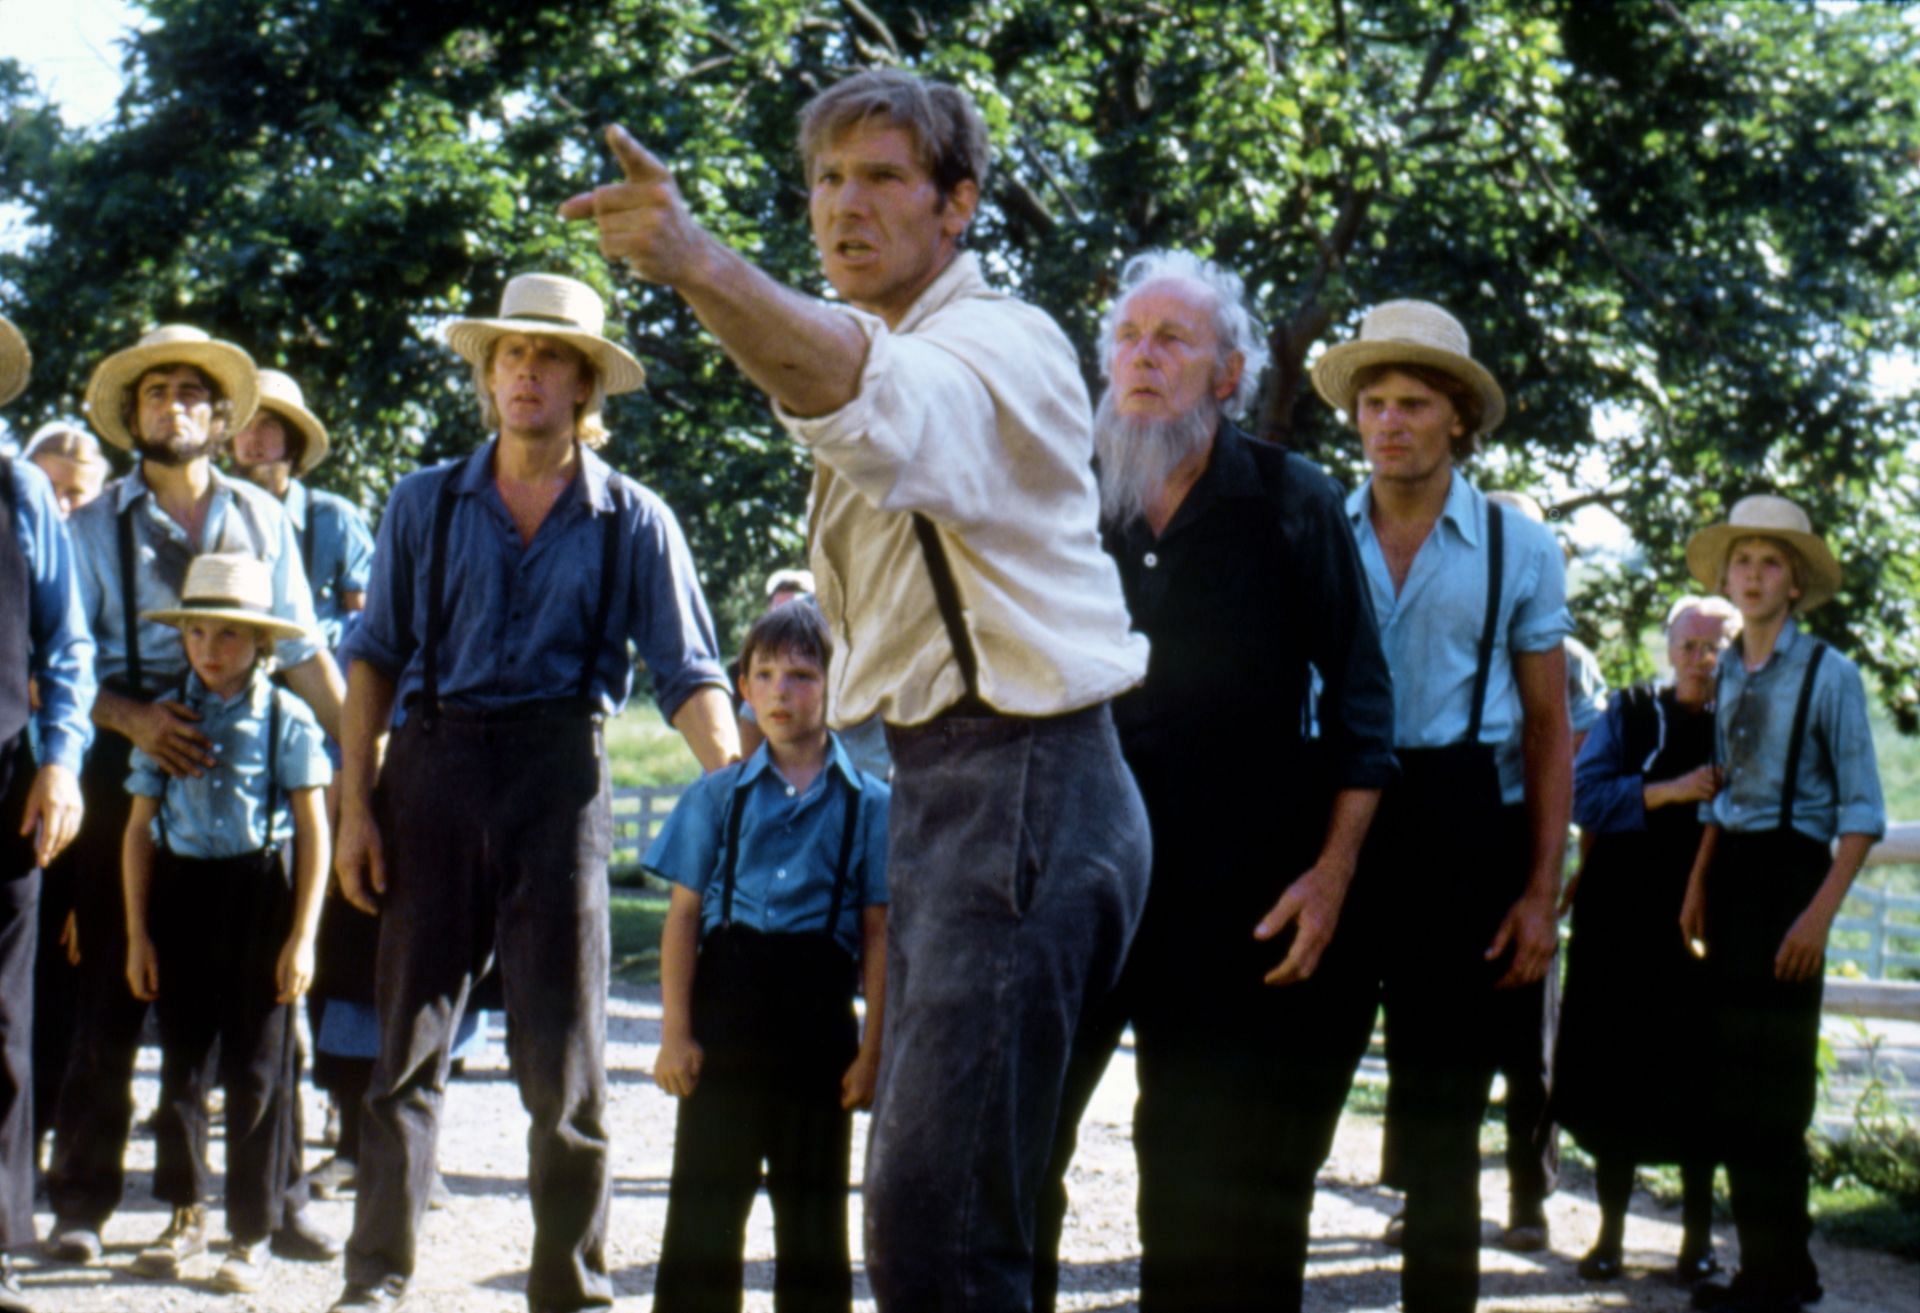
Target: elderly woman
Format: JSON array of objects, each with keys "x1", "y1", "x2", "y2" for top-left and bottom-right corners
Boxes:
[
  {"x1": 1554, "y1": 596, "x2": 1739, "y2": 1284},
  {"x1": 21, "y1": 422, "x2": 109, "y2": 517}
]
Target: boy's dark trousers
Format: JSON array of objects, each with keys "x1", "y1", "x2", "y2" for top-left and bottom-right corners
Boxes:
[
  {"x1": 1359, "y1": 745, "x2": 1532, "y2": 1313},
  {"x1": 1705, "y1": 830, "x2": 1829, "y2": 1299},
  {"x1": 655, "y1": 926, "x2": 859, "y2": 1313},
  {"x1": 147, "y1": 845, "x2": 302, "y2": 1242},
  {"x1": 0, "y1": 733, "x2": 44, "y2": 1253},
  {"x1": 346, "y1": 711, "x2": 614, "y2": 1312}
]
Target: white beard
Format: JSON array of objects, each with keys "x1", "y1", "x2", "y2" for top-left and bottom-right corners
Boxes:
[{"x1": 1092, "y1": 391, "x2": 1220, "y2": 528}]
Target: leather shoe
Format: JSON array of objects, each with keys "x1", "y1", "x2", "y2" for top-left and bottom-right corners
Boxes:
[
  {"x1": 1674, "y1": 1246, "x2": 1722, "y2": 1285},
  {"x1": 1578, "y1": 1245, "x2": 1624, "y2": 1281},
  {"x1": 329, "y1": 1277, "x2": 408, "y2": 1311},
  {"x1": 1693, "y1": 1272, "x2": 1823, "y2": 1310},
  {"x1": 42, "y1": 1219, "x2": 100, "y2": 1266},
  {"x1": 271, "y1": 1212, "x2": 342, "y2": 1262}
]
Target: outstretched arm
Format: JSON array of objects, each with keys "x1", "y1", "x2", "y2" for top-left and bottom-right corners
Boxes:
[{"x1": 560, "y1": 126, "x2": 867, "y2": 418}]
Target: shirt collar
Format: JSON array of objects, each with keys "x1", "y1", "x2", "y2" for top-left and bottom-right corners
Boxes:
[
  {"x1": 182, "y1": 667, "x2": 270, "y2": 714},
  {"x1": 459, "y1": 438, "x2": 613, "y2": 513},
  {"x1": 890, "y1": 251, "x2": 985, "y2": 336},
  {"x1": 117, "y1": 460, "x2": 242, "y2": 514},
  {"x1": 1735, "y1": 616, "x2": 1802, "y2": 674},
  {"x1": 1139, "y1": 418, "x2": 1263, "y2": 546},
  {"x1": 282, "y1": 478, "x2": 310, "y2": 529},
  {"x1": 736, "y1": 735, "x2": 866, "y2": 793},
  {"x1": 1345, "y1": 468, "x2": 1479, "y2": 544}
]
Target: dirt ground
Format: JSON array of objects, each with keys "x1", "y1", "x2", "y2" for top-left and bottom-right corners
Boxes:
[{"x1": 13, "y1": 982, "x2": 1917, "y2": 1312}]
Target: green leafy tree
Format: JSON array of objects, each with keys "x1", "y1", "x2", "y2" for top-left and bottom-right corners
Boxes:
[{"x1": 3, "y1": 0, "x2": 1916, "y2": 718}]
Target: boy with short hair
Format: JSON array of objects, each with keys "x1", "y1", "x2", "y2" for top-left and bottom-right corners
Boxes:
[
  {"x1": 646, "y1": 599, "x2": 889, "y2": 1313},
  {"x1": 121, "y1": 552, "x2": 335, "y2": 1293},
  {"x1": 1680, "y1": 495, "x2": 1885, "y2": 1313}
]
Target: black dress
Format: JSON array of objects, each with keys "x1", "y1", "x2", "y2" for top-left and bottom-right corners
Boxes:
[{"x1": 1553, "y1": 684, "x2": 1714, "y2": 1162}]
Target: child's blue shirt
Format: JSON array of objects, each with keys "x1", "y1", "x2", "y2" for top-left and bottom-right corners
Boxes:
[
  {"x1": 645, "y1": 735, "x2": 889, "y2": 958},
  {"x1": 126, "y1": 670, "x2": 332, "y2": 859},
  {"x1": 1701, "y1": 619, "x2": 1885, "y2": 844}
]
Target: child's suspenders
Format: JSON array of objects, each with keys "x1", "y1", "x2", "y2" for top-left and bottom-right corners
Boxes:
[
  {"x1": 715, "y1": 773, "x2": 861, "y2": 942},
  {"x1": 1712, "y1": 638, "x2": 1828, "y2": 828},
  {"x1": 155, "y1": 682, "x2": 282, "y2": 855}
]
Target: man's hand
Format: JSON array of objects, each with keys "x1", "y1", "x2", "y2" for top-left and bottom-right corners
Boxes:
[
  {"x1": 654, "y1": 1032, "x2": 704, "y2": 1099},
  {"x1": 1678, "y1": 881, "x2": 1707, "y2": 952},
  {"x1": 127, "y1": 699, "x2": 215, "y2": 778},
  {"x1": 276, "y1": 934, "x2": 317, "y2": 1004},
  {"x1": 126, "y1": 931, "x2": 159, "y2": 1002},
  {"x1": 20, "y1": 763, "x2": 82, "y2": 867},
  {"x1": 1255, "y1": 864, "x2": 1349, "y2": 986},
  {"x1": 333, "y1": 795, "x2": 386, "y2": 916},
  {"x1": 60, "y1": 909, "x2": 80, "y2": 966},
  {"x1": 1646, "y1": 765, "x2": 1720, "y2": 810},
  {"x1": 559, "y1": 126, "x2": 714, "y2": 288},
  {"x1": 841, "y1": 1046, "x2": 881, "y2": 1111},
  {"x1": 1776, "y1": 903, "x2": 1835, "y2": 983},
  {"x1": 1487, "y1": 891, "x2": 1557, "y2": 988}
]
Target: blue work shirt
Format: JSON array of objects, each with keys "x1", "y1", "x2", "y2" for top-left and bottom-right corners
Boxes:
[
  {"x1": 70, "y1": 466, "x2": 324, "y2": 693},
  {"x1": 644, "y1": 736, "x2": 890, "y2": 959},
  {"x1": 1498, "y1": 634, "x2": 1608, "y2": 791},
  {"x1": 1702, "y1": 619, "x2": 1886, "y2": 844},
  {"x1": 342, "y1": 439, "x2": 727, "y2": 723},
  {"x1": 1346, "y1": 472, "x2": 1572, "y2": 804},
  {"x1": 127, "y1": 670, "x2": 332, "y2": 859},
  {"x1": 8, "y1": 458, "x2": 95, "y2": 773},
  {"x1": 283, "y1": 479, "x2": 374, "y2": 652}
]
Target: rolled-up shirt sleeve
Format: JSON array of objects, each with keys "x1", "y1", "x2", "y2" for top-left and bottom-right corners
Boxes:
[
  {"x1": 1507, "y1": 520, "x2": 1572, "y2": 654},
  {"x1": 1572, "y1": 699, "x2": 1648, "y2": 836},
  {"x1": 625, "y1": 490, "x2": 728, "y2": 723},
  {"x1": 15, "y1": 462, "x2": 95, "y2": 773},
  {"x1": 1824, "y1": 665, "x2": 1887, "y2": 840}
]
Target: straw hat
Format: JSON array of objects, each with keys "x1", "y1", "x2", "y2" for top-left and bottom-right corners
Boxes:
[
  {"x1": 1685, "y1": 494, "x2": 1841, "y2": 614},
  {"x1": 444, "y1": 274, "x2": 645, "y2": 394},
  {"x1": 84, "y1": 325, "x2": 259, "y2": 451},
  {"x1": 252, "y1": 369, "x2": 330, "y2": 476},
  {"x1": 141, "y1": 552, "x2": 308, "y2": 640},
  {"x1": 0, "y1": 314, "x2": 29, "y2": 408},
  {"x1": 1310, "y1": 300, "x2": 1507, "y2": 438}
]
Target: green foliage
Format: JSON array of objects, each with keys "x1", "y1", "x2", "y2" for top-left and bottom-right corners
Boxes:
[
  {"x1": 3, "y1": 1, "x2": 1918, "y2": 693},
  {"x1": 605, "y1": 701, "x2": 705, "y2": 788},
  {"x1": 609, "y1": 890, "x2": 671, "y2": 982}
]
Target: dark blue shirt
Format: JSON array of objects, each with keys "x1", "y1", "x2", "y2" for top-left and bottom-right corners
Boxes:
[
  {"x1": 644, "y1": 736, "x2": 889, "y2": 958},
  {"x1": 341, "y1": 440, "x2": 726, "y2": 722},
  {"x1": 283, "y1": 479, "x2": 374, "y2": 652},
  {"x1": 8, "y1": 459, "x2": 95, "y2": 773}
]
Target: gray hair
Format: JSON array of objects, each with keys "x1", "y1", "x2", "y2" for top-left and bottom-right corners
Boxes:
[
  {"x1": 1098, "y1": 249, "x2": 1270, "y2": 420},
  {"x1": 1664, "y1": 594, "x2": 1742, "y2": 636}
]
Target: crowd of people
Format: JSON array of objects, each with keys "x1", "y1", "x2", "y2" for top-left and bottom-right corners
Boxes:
[{"x1": 0, "y1": 64, "x2": 1891, "y2": 1313}]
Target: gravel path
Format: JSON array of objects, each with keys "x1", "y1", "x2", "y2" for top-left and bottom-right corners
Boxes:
[{"x1": 13, "y1": 983, "x2": 1917, "y2": 1311}]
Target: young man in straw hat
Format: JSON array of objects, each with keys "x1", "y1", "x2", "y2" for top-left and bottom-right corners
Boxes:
[
  {"x1": 122, "y1": 552, "x2": 334, "y2": 1293},
  {"x1": 327, "y1": 272, "x2": 735, "y2": 1313},
  {"x1": 231, "y1": 370, "x2": 374, "y2": 653},
  {"x1": 563, "y1": 68, "x2": 1150, "y2": 1310},
  {"x1": 1678, "y1": 495, "x2": 1884, "y2": 1313},
  {"x1": 0, "y1": 312, "x2": 95, "y2": 1313},
  {"x1": 45, "y1": 325, "x2": 343, "y2": 1267},
  {"x1": 1312, "y1": 299, "x2": 1573, "y2": 1313}
]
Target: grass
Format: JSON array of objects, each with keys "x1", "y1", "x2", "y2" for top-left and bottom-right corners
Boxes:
[
  {"x1": 605, "y1": 703, "x2": 706, "y2": 788},
  {"x1": 610, "y1": 890, "x2": 671, "y2": 983}
]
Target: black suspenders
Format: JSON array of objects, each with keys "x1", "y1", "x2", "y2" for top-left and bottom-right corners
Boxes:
[
  {"x1": 1463, "y1": 500, "x2": 1506, "y2": 746},
  {"x1": 716, "y1": 771, "x2": 862, "y2": 941},
  {"x1": 117, "y1": 505, "x2": 145, "y2": 696},
  {"x1": 1711, "y1": 636, "x2": 1828, "y2": 829},
  {"x1": 418, "y1": 452, "x2": 622, "y2": 726},
  {"x1": 912, "y1": 512, "x2": 985, "y2": 712}
]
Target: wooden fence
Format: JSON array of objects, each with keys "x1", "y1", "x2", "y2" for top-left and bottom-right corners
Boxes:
[{"x1": 609, "y1": 783, "x2": 690, "y2": 884}]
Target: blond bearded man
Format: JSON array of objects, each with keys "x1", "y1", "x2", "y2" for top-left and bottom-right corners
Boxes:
[{"x1": 564, "y1": 69, "x2": 1150, "y2": 1312}]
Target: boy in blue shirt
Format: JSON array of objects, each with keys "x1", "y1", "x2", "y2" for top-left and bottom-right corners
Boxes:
[
  {"x1": 1680, "y1": 496, "x2": 1885, "y2": 1313},
  {"x1": 120, "y1": 553, "x2": 335, "y2": 1294},
  {"x1": 646, "y1": 600, "x2": 889, "y2": 1313}
]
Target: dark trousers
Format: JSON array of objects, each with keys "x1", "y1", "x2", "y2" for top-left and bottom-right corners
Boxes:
[
  {"x1": 46, "y1": 732, "x2": 153, "y2": 1227},
  {"x1": 1360, "y1": 749, "x2": 1531, "y2": 1313},
  {"x1": 148, "y1": 848, "x2": 301, "y2": 1241},
  {"x1": 1492, "y1": 951, "x2": 1560, "y2": 1222},
  {"x1": 346, "y1": 714, "x2": 613, "y2": 1311},
  {"x1": 0, "y1": 734, "x2": 42, "y2": 1251},
  {"x1": 655, "y1": 928, "x2": 859, "y2": 1313},
  {"x1": 31, "y1": 858, "x2": 75, "y2": 1151},
  {"x1": 1036, "y1": 925, "x2": 1374, "y2": 1313},
  {"x1": 865, "y1": 705, "x2": 1150, "y2": 1313},
  {"x1": 1706, "y1": 830, "x2": 1829, "y2": 1298}
]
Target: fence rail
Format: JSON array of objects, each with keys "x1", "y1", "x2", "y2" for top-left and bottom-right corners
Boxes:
[{"x1": 610, "y1": 783, "x2": 691, "y2": 883}]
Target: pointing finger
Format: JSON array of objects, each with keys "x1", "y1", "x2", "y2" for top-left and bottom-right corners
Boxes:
[{"x1": 607, "y1": 124, "x2": 670, "y2": 184}]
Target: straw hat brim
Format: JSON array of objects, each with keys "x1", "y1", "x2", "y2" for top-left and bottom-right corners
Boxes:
[
  {"x1": 1311, "y1": 339, "x2": 1508, "y2": 438},
  {"x1": 1684, "y1": 524, "x2": 1841, "y2": 613},
  {"x1": 86, "y1": 340, "x2": 259, "y2": 451},
  {"x1": 257, "y1": 398, "x2": 330, "y2": 476},
  {"x1": 0, "y1": 316, "x2": 29, "y2": 409},
  {"x1": 140, "y1": 604, "x2": 309, "y2": 642},
  {"x1": 445, "y1": 319, "x2": 646, "y2": 395}
]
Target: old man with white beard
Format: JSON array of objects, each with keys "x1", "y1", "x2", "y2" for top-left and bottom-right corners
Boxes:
[{"x1": 1035, "y1": 251, "x2": 1396, "y2": 1313}]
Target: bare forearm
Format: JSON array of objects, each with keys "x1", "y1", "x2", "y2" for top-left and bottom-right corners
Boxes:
[
  {"x1": 340, "y1": 661, "x2": 398, "y2": 806},
  {"x1": 858, "y1": 908, "x2": 887, "y2": 1058},
  {"x1": 1521, "y1": 720, "x2": 1573, "y2": 900},
  {"x1": 659, "y1": 902, "x2": 701, "y2": 1043},
  {"x1": 1808, "y1": 832, "x2": 1876, "y2": 921},
  {"x1": 671, "y1": 685, "x2": 742, "y2": 774},
  {"x1": 284, "y1": 651, "x2": 346, "y2": 742},
  {"x1": 1313, "y1": 788, "x2": 1380, "y2": 892},
  {"x1": 288, "y1": 791, "x2": 330, "y2": 943},
  {"x1": 92, "y1": 687, "x2": 145, "y2": 741},
  {"x1": 121, "y1": 806, "x2": 156, "y2": 940}
]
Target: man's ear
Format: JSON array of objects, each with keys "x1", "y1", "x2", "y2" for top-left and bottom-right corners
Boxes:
[
  {"x1": 940, "y1": 179, "x2": 980, "y2": 241},
  {"x1": 1214, "y1": 352, "x2": 1245, "y2": 404}
]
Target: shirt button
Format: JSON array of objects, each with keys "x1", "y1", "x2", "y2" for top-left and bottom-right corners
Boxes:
[
  {"x1": 776, "y1": 868, "x2": 788, "y2": 880},
  {"x1": 1143, "y1": 551, "x2": 1159, "y2": 568},
  {"x1": 786, "y1": 785, "x2": 796, "y2": 797}
]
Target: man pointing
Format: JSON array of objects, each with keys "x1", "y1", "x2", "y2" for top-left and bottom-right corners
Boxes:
[{"x1": 565, "y1": 71, "x2": 1150, "y2": 1312}]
